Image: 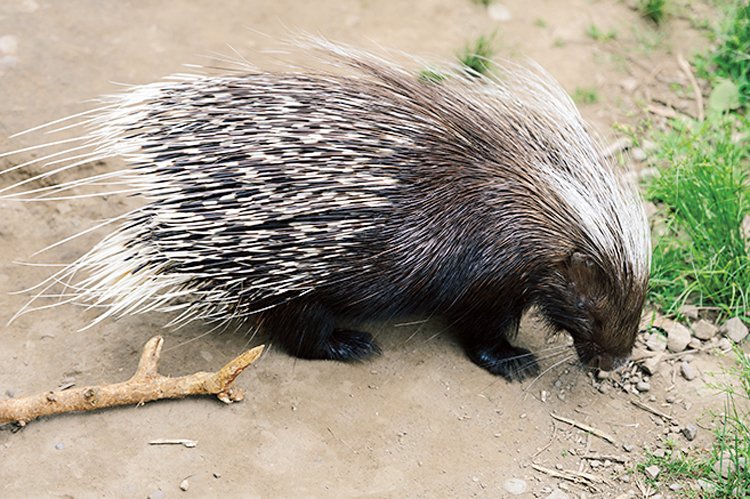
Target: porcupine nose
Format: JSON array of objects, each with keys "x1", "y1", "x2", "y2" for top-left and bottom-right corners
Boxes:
[{"x1": 592, "y1": 352, "x2": 627, "y2": 372}]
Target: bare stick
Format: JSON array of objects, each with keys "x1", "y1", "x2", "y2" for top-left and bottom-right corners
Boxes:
[
  {"x1": 550, "y1": 412, "x2": 616, "y2": 445},
  {"x1": 630, "y1": 399, "x2": 674, "y2": 421},
  {"x1": 0, "y1": 336, "x2": 265, "y2": 426},
  {"x1": 677, "y1": 53, "x2": 704, "y2": 122},
  {"x1": 531, "y1": 463, "x2": 608, "y2": 486}
]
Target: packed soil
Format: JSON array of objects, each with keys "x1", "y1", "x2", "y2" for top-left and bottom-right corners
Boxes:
[{"x1": 1, "y1": 1, "x2": 747, "y2": 497}]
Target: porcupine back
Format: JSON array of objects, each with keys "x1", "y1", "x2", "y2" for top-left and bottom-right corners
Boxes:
[{"x1": 2, "y1": 43, "x2": 650, "y2": 374}]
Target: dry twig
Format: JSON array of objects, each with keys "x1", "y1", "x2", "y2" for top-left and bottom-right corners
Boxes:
[
  {"x1": 677, "y1": 53, "x2": 704, "y2": 122},
  {"x1": 0, "y1": 336, "x2": 264, "y2": 426},
  {"x1": 630, "y1": 399, "x2": 674, "y2": 421},
  {"x1": 531, "y1": 463, "x2": 609, "y2": 486},
  {"x1": 550, "y1": 412, "x2": 616, "y2": 445}
]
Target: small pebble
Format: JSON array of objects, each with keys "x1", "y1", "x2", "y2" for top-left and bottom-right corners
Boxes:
[
  {"x1": 544, "y1": 489, "x2": 570, "y2": 499},
  {"x1": 623, "y1": 443, "x2": 635, "y2": 453},
  {"x1": 665, "y1": 394, "x2": 676, "y2": 403},
  {"x1": 596, "y1": 370, "x2": 610, "y2": 380},
  {"x1": 645, "y1": 465, "x2": 660, "y2": 479},
  {"x1": 642, "y1": 354, "x2": 663, "y2": 375},
  {"x1": 691, "y1": 319, "x2": 718, "y2": 340},
  {"x1": 666, "y1": 322, "x2": 691, "y2": 353},
  {"x1": 180, "y1": 478, "x2": 190, "y2": 491},
  {"x1": 681, "y1": 424, "x2": 698, "y2": 441},
  {"x1": 589, "y1": 459, "x2": 601, "y2": 468},
  {"x1": 717, "y1": 337, "x2": 733, "y2": 353},
  {"x1": 721, "y1": 317, "x2": 748, "y2": 343},
  {"x1": 148, "y1": 491, "x2": 166, "y2": 499},
  {"x1": 598, "y1": 383, "x2": 610, "y2": 394},
  {"x1": 631, "y1": 148, "x2": 647, "y2": 162},
  {"x1": 54, "y1": 442, "x2": 64, "y2": 450},
  {"x1": 679, "y1": 304, "x2": 700, "y2": 320},
  {"x1": 487, "y1": 3, "x2": 512, "y2": 21},
  {"x1": 669, "y1": 483, "x2": 683, "y2": 491},
  {"x1": 636, "y1": 381, "x2": 651, "y2": 393},
  {"x1": 688, "y1": 338, "x2": 702, "y2": 350},
  {"x1": 646, "y1": 333, "x2": 667, "y2": 352},
  {"x1": 213, "y1": 472, "x2": 221, "y2": 479},
  {"x1": 680, "y1": 361, "x2": 698, "y2": 381},
  {"x1": 652, "y1": 448, "x2": 666, "y2": 458},
  {"x1": 502, "y1": 478, "x2": 528, "y2": 495}
]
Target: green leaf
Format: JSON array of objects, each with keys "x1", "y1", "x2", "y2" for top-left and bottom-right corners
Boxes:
[{"x1": 709, "y1": 79, "x2": 742, "y2": 114}]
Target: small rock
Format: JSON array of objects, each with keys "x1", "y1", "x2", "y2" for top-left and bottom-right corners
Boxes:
[
  {"x1": 620, "y1": 77, "x2": 638, "y2": 93},
  {"x1": 681, "y1": 424, "x2": 697, "y2": 441},
  {"x1": 680, "y1": 361, "x2": 698, "y2": 381},
  {"x1": 697, "y1": 479, "x2": 716, "y2": 493},
  {"x1": 631, "y1": 147, "x2": 647, "y2": 162},
  {"x1": 54, "y1": 442, "x2": 64, "y2": 450},
  {"x1": 502, "y1": 478, "x2": 527, "y2": 495},
  {"x1": 180, "y1": 478, "x2": 190, "y2": 491},
  {"x1": 667, "y1": 322, "x2": 692, "y2": 352},
  {"x1": 0, "y1": 35, "x2": 18, "y2": 55},
  {"x1": 688, "y1": 338, "x2": 702, "y2": 350},
  {"x1": 589, "y1": 459, "x2": 601, "y2": 468},
  {"x1": 623, "y1": 443, "x2": 635, "y2": 453},
  {"x1": 213, "y1": 472, "x2": 221, "y2": 479},
  {"x1": 679, "y1": 304, "x2": 700, "y2": 320},
  {"x1": 642, "y1": 354, "x2": 664, "y2": 375},
  {"x1": 487, "y1": 3, "x2": 512, "y2": 21},
  {"x1": 598, "y1": 383, "x2": 610, "y2": 394},
  {"x1": 645, "y1": 465, "x2": 660, "y2": 479},
  {"x1": 692, "y1": 319, "x2": 718, "y2": 340},
  {"x1": 653, "y1": 448, "x2": 666, "y2": 458},
  {"x1": 148, "y1": 491, "x2": 166, "y2": 499},
  {"x1": 545, "y1": 489, "x2": 570, "y2": 499},
  {"x1": 646, "y1": 332, "x2": 667, "y2": 352},
  {"x1": 666, "y1": 394, "x2": 676, "y2": 403},
  {"x1": 717, "y1": 337, "x2": 733, "y2": 353},
  {"x1": 596, "y1": 370, "x2": 610, "y2": 380},
  {"x1": 722, "y1": 317, "x2": 748, "y2": 343},
  {"x1": 713, "y1": 452, "x2": 736, "y2": 478},
  {"x1": 668, "y1": 483, "x2": 683, "y2": 491},
  {"x1": 636, "y1": 381, "x2": 651, "y2": 392}
]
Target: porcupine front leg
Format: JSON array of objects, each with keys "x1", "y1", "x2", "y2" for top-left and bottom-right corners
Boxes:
[
  {"x1": 454, "y1": 305, "x2": 540, "y2": 381},
  {"x1": 261, "y1": 301, "x2": 381, "y2": 362}
]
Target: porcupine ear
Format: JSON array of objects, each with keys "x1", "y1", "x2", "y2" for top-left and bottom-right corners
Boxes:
[{"x1": 566, "y1": 251, "x2": 606, "y2": 309}]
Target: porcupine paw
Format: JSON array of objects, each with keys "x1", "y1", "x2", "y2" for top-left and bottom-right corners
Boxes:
[
  {"x1": 324, "y1": 329, "x2": 381, "y2": 361},
  {"x1": 468, "y1": 344, "x2": 540, "y2": 381}
]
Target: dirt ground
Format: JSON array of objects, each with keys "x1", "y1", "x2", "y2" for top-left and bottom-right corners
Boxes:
[{"x1": 1, "y1": 1, "x2": 748, "y2": 498}]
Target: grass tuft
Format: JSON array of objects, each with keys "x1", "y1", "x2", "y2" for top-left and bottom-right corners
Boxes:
[
  {"x1": 585, "y1": 23, "x2": 617, "y2": 41},
  {"x1": 573, "y1": 87, "x2": 599, "y2": 105},
  {"x1": 708, "y1": 2, "x2": 750, "y2": 105},
  {"x1": 459, "y1": 35, "x2": 495, "y2": 76},
  {"x1": 646, "y1": 115, "x2": 750, "y2": 319},
  {"x1": 639, "y1": 0, "x2": 668, "y2": 25}
]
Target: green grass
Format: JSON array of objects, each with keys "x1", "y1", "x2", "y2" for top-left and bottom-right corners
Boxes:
[
  {"x1": 637, "y1": 348, "x2": 750, "y2": 497},
  {"x1": 706, "y1": 2, "x2": 750, "y2": 106},
  {"x1": 418, "y1": 68, "x2": 447, "y2": 84},
  {"x1": 646, "y1": 115, "x2": 750, "y2": 319},
  {"x1": 572, "y1": 87, "x2": 599, "y2": 104},
  {"x1": 459, "y1": 35, "x2": 495, "y2": 76},
  {"x1": 472, "y1": 0, "x2": 493, "y2": 7},
  {"x1": 585, "y1": 23, "x2": 617, "y2": 41},
  {"x1": 639, "y1": 0, "x2": 668, "y2": 25}
]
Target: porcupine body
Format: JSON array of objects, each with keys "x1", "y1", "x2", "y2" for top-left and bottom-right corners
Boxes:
[{"x1": 4, "y1": 45, "x2": 651, "y2": 381}]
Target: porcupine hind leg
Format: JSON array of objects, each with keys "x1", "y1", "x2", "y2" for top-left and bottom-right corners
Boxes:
[
  {"x1": 455, "y1": 308, "x2": 540, "y2": 381},
  {"x1": 261, "y1": 301, "x2": 381, "y2": 362}
]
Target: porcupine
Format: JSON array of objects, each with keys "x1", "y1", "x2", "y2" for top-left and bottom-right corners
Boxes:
[{"x1": 2, "y1": 43, "x2": 651, "y2": 381}]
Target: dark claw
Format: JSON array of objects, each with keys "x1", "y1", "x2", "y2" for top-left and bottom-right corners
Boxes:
[{"x1": 468, "y1": 344, "x2": 540, "y2": 381}]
